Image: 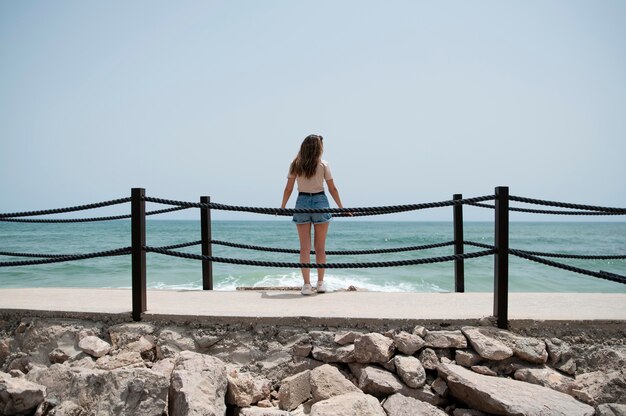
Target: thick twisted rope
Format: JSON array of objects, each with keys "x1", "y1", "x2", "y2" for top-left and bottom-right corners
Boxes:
[
  {"x1": 467, "y1": 202, "x2": 624, "y2": 216},
  {"x1": 143, "y1": 195, "x2": 495, "y2": 216},
  {"x1": 210, "y1": 239, "x2": 455, "y2": 255},
  {"x1": 145, "y1": 246, "x2": 495, "y2": 268},
  {"x1": 509, "y1": 195, "x2": 626, "y2": 214},
  {"x1": 509, "y1": 249, "x2": 626, "y2": 285},
  {"x1": 0, "y1": 247, "x2": 131, "y2": 267},
  {"x1": 0, "y1": 206, "x2": 189, "y2": 223},
  {"x1": 464, "y1": 241, "x2": 626, "y2": 260},
  {"x1": 0, "y1": 198, "x2": 131, "y2": 219}
]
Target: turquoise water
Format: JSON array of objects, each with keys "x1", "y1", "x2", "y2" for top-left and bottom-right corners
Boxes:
[{"x1": 0, "y1": 221, "x2": 625, "y2": 293}]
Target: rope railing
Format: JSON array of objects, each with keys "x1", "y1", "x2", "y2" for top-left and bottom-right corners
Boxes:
[
  {"x1": 143, "y1": 195, "x2": 496, "y2": 216},
  {"x1": 467, "y1": 202, "x2": 625, "y2": 216},
  {"x1": 0, "y1": 247, "x2": 131, "y2": 267},
  {"x1": 509, "y1": 195, "x2": 626, "y2": 214},
  {"x1": 145, "y1": 245, "x2": 495, "y2": 269},
  {"x1": 0, "y1": 206, "x2": 189, "y2": 223},
  {"x1": 0, "y1": 197, "x2": 131, "y2": 219},
  {"x1": 210, "y1": 239, "x2": 456, "y2": 256}
]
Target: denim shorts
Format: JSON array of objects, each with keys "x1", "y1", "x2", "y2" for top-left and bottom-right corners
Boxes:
[{"x1": 293, "y1": 193, "x2": 332, "y2": 224}]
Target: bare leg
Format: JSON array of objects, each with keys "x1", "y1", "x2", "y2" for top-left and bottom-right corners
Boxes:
[
  {"x1": 313, "y1": 222, "x2": 329, "y2": 282},
  {"x1": 297, "y1": 223, "x2": 312, "y2": 284}
]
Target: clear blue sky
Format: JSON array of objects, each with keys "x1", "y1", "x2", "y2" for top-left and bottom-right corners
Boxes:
[{"x1": 1, "y1": 1, "x2": 625, "y2": 221}]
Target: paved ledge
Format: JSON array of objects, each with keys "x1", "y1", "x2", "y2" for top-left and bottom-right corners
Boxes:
[{"x1": 0, "y1": 289, "x2": 624, "y2": 324}]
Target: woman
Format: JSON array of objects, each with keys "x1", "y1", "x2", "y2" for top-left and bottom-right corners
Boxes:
[{"x1": 281, "y1": 134, "x2": 346, "y2": 295}]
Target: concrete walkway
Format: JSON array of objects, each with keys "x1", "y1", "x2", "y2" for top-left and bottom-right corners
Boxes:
[{"x1": 1, "y1": 288, "x2": 625, "y2": 323}]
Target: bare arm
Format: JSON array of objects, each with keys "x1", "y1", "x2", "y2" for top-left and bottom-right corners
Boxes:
[
  {"x1": 281, "y1": 177, "x2": 296, "y2": 209},
  {"x1": 325, "y1": 179, "x2": 345, "y2": 209}
]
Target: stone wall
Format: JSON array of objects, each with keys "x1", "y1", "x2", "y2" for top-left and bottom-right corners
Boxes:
[{"x1": 0, "y1": 313, "x2": 624, "y2": 415}]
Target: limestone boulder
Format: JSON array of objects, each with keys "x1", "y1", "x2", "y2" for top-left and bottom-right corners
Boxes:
[
  {"x1": 157, "y1": 328, "x2": 197, "y2": 359},
  {"x1": 596, "y1": 403, "x2": 626, "y2": 416},
  {"x1": 462, "y1": 326, "x2": 547, "y2": 364},
  {"x1": 398, "y1": 385, "x2": 444, "y2": 406},
  {"x1": 238, "y1": 407, "x2": 291, "y2": 416},
  {"x1": 382, "y1": 392, "x2": 447, "y2": 416},
  {"x1": 14, "y1": 319, "x2": 102, "y2": 366},
  {"x1": 577, "y1": 346, "x2": 626, "y2": 374},
  {"x1": 310, "y1": 364, "x2": 360, "y2": 402},
  {"x1": 109, "y1": 322, "x2": 156, "y2": 350},
  {"x1": 278, "y1": 369, "x2": 311, "y2": 411},
  {"x1": 431, "y1": 377, "x2": 448, "y2": 397},
  {"x1": 78, "y1": 335, "x2": 111, "y2": 358},
  {"x1": 545, "y1": 337, "x2": 577, "y2": 375},
  {"x1": 334, "y1": 331, "x2": 363, "y2": 345},
  {"x1": 311, "y1": 344, "x2": 355, "y2": 363},
  {"x1": 393, "y1": 355, "x2": 426, "y2": 388},
  {"x1": 26, "y1": 364, "x2": 169, "y2": 415},
  {"x1": 412, "y1": 326, "x2": 427, "y2": 338},
  {"x1": 310, "y1": 392, "x2": 385, "y2": 416},
  {"x1": 573, "y1": 370, "x2": 626, "y2": 406},
  {"x1": 461, "y1": 327, "x2": 513, "y2": 361},
  {"x1": 514, "y1": 366, "x2": 580, "y2": 395},
  {"x1": 419, "y1": 348, "x2": 440, "y2": 370},
  {"x1": 96, "y1": 351, "x2": 145, "y2": 370},
  {"x1": 438, "y1": 363, "x2": 594, "y2": 415},
  {"x1": 226, "y1": 369, "x2": 271, "y2": 407},
  {"x1": 358, "y1": 365, "x2": 404, "y2": 398},
  {"x1": 354, "y1": 333, "x2": 395, "y2": 364},
  {"x1": 169, "y1": 351, "x2": 227, "y2": 416},
  {"x1": 423, "y1": 330, "x2": 467, "y2": 349},
  {"x1": 0, "y1": 371, "x2": 46, "y2": 415},
  {"x1": 455, "y1": 349, "x2": 482, "y2": 368},
  {"x1": 393, "y1": 331, "x2": 425, "y2": 355}
]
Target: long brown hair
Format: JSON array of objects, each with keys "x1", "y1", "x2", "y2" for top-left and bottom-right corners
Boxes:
[{"x1": 289, "y1": 134, "x2": 324, "y2": 179}]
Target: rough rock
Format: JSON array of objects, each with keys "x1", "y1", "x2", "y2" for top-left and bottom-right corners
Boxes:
[
  {"x1": 0, "y1": 339, "x2": 11, "y2": 366},
  {"x1": 471, "y1": 365, "x2": 497, "y2": 376},
  {"x1": 393, "y1": 331, "x2": 425, "y2": 355},
  {"x1": 461, "y1": 327, "x2": 513, "y2": 361},
  {"x1": 419, "y1": 348, "x2": 440, "y2": 370},
  {"x1": 412, "y1": 326, "x2": 427, "y2": 338},
  {"x1": 399, "y1": 385, "x2": 444, "y2": 406},
  {"x1": 292, "y1": 343, "x2": 312, "y2": 357},
  {"x1": 455, "y1": 349, "x2": 482, "y2": 368},
  {"x1": 226, "y1": 369, "x2": 271, "y2": 407},
  {"x1": 464, "y1": 326, "x2": 547, "y2": 364},
  {"x1": 438, "y1": 363, "x2": 594, "y2": 415},
  {"x1": 334, "y1": 331, "x2": 362, "y2": 345},
  {"x1": 310, "y1": 364, "x2": 360, "y2": 402},
  {"x1": 573, "y1": 370, "x2": 626, "y2": 406},
  {"x1": 358, "y1": 365, "x2": 404, "y2": 398},
  {"x1": 169, "y1": 351, "x2": 227, "y2": 416},
  {"x1": 354, "y1": 333, "x2": 395, "y2": 364},
  {"x1": 514, "y1": 366, "x2": 580, "y2": 395},
  {"x1": 431, "y1": 377, "x2": 448, "y2": 397},
  {"x1": 596, "y1": 403, "x2": 626, "y2": 416},
  {"x1": 545, "y1": 337, "x2": 577, "y2": 375},
  {"x1": 311, "y1": 344, "x2": 355, "y2": 363},
  {"x1": 26, "y1": 364, "x2": 169, "y2": 415},
  {"x1": 382, "y1": 392, "x2": 447, "y2": 416},
  {"x1": 393, "y1": 355, "x2": 426, "y2": 388},
  {"x1": 278, "y1": 370, "x2": 311, "y2": 411},
  {"x1": 310, "y1": 391, "x2": 385, "y2": 416},
  {"x1": 238, "y1": 407, "x2": 291, "y2": 416},
  {"x1": 109, "y1": 323, "x2": 156, "y2": 350},
  {"x1": 78, "y1": 335, "x2": 111, "y2": 358},
  {"x1": 157, "y1": 328, "x2": 197, "y2": 359},
  {"x1": 96, "y1": 350, "x2": 145, "y2": 370},
  {"x1": 0, "y1": 371, "x2": 46, "y2": 415},
  {"x1": 151, "y1": 357, "x2": 176, "y2": 378},
  {"x1": 424, "y1": 330, "x2": 467, "y2": 349},
  {"x1": 48, "y1": 348, "x2": 69, "y2": 364},
  {"x1": 578, "y1": 346, "x2": 626, "y2": 374}
]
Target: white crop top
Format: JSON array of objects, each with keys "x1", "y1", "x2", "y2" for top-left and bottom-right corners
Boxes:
[{"x1": 288, "y1": 160, "x2": 333, "y2": 193}]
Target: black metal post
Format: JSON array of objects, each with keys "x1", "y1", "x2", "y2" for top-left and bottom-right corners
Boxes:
[
  {"x1": 200, "y1": 196, "x2": 213, "y2": 290},
  {"x1": 131, "y1": 188, "x2": 146, "y2": 321},
  {"x1": 453, "y1": 194, "x2": 464, "y2": 292},
  {"x1": 494, "y1": 186, "x2": 509, "y2": 329}
]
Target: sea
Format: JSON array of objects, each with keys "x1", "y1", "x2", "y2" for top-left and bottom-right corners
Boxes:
[{"x1": 0, "y1": 221, "x2": 625, "y2": 294}]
